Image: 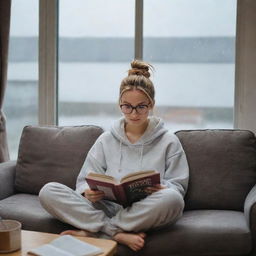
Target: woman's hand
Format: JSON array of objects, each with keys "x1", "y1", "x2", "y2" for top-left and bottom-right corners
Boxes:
[
  {"x1": 145, "y1": 184, "x2": 166, "y2": 195},
  {"x1": 84, "y1": 189, "x2": 105, "y2": 203}
]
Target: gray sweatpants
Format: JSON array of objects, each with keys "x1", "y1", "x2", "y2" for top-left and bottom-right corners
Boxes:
[{"x1": 39, "y1": 182, "x2": 184, "y2": 237}]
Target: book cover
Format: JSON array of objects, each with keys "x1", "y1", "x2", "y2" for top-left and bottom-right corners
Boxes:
[
  {"x1": 121, "y1": 174, "x2": 160, "y2": 205},
  {"x1": 85, "y1": 170, "x2": 160, "y2": 207}
]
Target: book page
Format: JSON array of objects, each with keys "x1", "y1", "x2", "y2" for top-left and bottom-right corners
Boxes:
[
  {"x1": 121, "y1": 170, "x2": 156, "y2": 183},
  {"x1": 51, "y1": 235, "x2": 103, "y2": 256},
  {"x1": 96, "y1": 185, "x2": 117, "y2": 201},
  {"x1": 28, "y1": 244, "x2": 72, "y2": 256},
  {"x1": 87, "y1": 172, "x2": 117, "y2": 184},
  {"x1": 28, "y1": 235, "x2": 103, "y2": 256}
]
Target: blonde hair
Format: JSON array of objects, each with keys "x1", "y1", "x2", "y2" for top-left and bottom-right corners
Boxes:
[{"x1": 119, "y1": 60, "x2": 155, "y2": 106}]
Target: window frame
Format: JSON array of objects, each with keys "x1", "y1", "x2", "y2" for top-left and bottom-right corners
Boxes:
[{"x1": 39, "y1": 0, "x2": 58, "y2": 125}]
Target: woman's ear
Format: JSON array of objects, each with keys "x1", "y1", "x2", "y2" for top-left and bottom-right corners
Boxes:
[
  {"x1": 148, "y1": 100, "x2": 155, "y2": 116},
  {"x1": 150, "y1": 100, "x2": 155, "y2": 110}
]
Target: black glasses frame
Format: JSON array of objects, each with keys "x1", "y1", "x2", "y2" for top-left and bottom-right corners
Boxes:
[{"x1": 120, "y1": 103, "x2": 150, "y2": 114}]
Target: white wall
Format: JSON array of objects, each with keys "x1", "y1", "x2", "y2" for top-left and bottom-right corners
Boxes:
[{"x1": 235, "y1": 0, "x2": 256, "y2": 133}]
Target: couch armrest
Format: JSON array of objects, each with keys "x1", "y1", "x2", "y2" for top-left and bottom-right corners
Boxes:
[
  {"x1": 0, "y1": 161, "x2": 16, "y2": 200},
  {"x1": 244, "y1": 184, "x2": 256, "y2": 256},
  {"x1": 244, "y1": 184, "x2": 256, "y2": 226}
]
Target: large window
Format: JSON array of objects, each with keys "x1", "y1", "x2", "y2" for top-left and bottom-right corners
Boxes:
[
  {"x1": 58, "y1": 0, "x2": 237, "y2": 132},
  {"x1": 4, "y1": 0, "x2": 238, "y2": 159},
  {"x1": 58, "y1": 0, "x2": 135, "y2": 130},
  {"x1": 144, "y1": 0, "x2": 237, "y2": 131},
  {"x1": 5, "y1": 0, "x2": 39, "y2": 159}
]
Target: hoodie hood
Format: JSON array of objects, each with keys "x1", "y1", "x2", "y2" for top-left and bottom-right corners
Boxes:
[{"x1": 111, "y1": 116, "x2": 168, "y2": 146}]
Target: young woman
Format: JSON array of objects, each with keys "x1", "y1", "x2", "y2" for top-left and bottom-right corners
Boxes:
[{"x1": 39, "y1": 60, "x2": 189, "y2": 252}]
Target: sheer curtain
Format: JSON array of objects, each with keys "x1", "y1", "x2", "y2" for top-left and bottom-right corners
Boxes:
[{"x1": 0, "y1": 0, "x2": 11, "y2": 162}]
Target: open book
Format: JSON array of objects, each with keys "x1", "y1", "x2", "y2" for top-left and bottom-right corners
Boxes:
[
  {"x1": 27, "y1": 235, "x2": 103, "y2": 256},
  {"x1": 85, "y1": 170, "x2": 160, "y2": 207}
]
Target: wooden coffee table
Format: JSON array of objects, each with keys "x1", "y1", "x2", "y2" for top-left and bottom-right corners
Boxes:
[{"x1": 0, "y1": 230, "x2": 117, "y2": 256}]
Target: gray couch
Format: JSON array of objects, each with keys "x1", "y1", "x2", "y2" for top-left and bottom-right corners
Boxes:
[{"x1": 0, "y1": 125, "x2": 256, "y2": 256}]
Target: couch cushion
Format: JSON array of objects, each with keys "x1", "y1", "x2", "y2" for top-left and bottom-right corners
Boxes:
[
  {"x1": 176, "y1": 129, "x2": 256, "y2": 211},
  {"x1": 133, "y1": 210, "x2": 251, "y2": 256},
  {"x1": 0, "y1": 194, "x2": 75, "y2": 233},
  {"x1": 15, "y1": 125, "x2": 103, "y2": 194}
]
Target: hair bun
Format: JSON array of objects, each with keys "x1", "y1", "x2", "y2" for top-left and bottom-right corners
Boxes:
[{"x1": 128, "y1": 60, "x2": 152, "y2": 78}]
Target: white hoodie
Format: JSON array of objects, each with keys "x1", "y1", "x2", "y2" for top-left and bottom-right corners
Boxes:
[{"x1": 76, "y1": 116, "x2": 189, "y2": 197}]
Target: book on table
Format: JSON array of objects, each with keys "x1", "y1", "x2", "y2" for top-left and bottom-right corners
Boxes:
[
  {"x1": 85, "y1": 170, "x2": 160, "y2": 207},
  {"x1": 27, "y1": 235, "x2": 103, "y2": 256}
]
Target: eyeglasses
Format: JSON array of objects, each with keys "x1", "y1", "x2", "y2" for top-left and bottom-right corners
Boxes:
[{"x1": 120, "y1": 104, "x2": 150, "y2": 115}]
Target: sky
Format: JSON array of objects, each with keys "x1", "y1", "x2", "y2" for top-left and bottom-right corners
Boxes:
[{"x1": 10, "y1": 0, "x2": 237, "y2": 37}]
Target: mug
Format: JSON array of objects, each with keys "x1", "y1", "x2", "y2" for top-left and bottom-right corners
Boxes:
[{"x1": 0, "y1": 219, "x2": 22, "y2": 253}]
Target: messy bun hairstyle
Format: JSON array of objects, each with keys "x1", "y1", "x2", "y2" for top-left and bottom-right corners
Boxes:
[{"x1": 119, "y1": 60, "x2": 155, "y2": 106}]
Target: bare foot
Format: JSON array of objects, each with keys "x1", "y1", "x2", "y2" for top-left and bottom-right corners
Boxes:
[
  {"x1": 113, "y1": 232, "x2": 146, "y2": 251},
  {"x1": 60, "y1": 230, "x2": 97, "y2": 237},
  {"x1": 138, "y1": 232, "x2": 146, "y2": 238}
]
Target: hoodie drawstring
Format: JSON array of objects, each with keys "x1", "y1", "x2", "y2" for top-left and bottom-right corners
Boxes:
[
  {"x1": 119, "y1": 140, "x2": 122, "y2": 172},
  {"x1": 140, "y1": 144, "x2": 144, "y2": 170}
]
